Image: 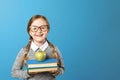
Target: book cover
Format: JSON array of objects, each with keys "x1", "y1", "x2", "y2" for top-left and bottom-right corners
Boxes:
[{"x1": 27, "y1": 58, "x2": 58, "y2": 64}]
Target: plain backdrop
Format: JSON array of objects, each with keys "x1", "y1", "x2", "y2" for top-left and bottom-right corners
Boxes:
[{"x1": 0, "y1": 0, "x2": 120, "y2": 80}]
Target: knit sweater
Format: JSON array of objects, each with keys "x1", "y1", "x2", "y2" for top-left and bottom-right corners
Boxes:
[{"x1": 11, "y1": 45, "x2": 65, "y2": 80}]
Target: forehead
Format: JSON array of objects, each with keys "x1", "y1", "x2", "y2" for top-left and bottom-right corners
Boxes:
[{"x1": 31, "y1": 18, "x2": 47, "y2": 26}]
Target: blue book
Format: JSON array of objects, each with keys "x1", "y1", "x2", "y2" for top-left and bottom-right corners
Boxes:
[
  {"x1": 27, "y1": 59, "x2": 58, "y2": 68},
  {"x1": 27, "y1": 58, "x2": 58, "y2": 64}
]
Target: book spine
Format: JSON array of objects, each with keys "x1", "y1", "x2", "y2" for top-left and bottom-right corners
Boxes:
[
  {"x1": 28, "y1": 67, "x2": 58, "y2": 73},
  {"x1": 28, "y1": 66, "x2": 58, "y2": 69},
  {"x1": 28, "y1": 63, "x2": 57, "y2": 68}
]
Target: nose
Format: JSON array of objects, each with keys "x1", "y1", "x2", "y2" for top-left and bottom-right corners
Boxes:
[{"x1": 37, "y1": 27, "x2": 42, "y2": 32}]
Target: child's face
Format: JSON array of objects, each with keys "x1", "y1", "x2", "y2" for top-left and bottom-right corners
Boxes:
[{"x1": 29, "y1": 18, "x2": 49, "y2": 44}]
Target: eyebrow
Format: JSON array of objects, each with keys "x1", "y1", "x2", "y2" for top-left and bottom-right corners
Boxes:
[
  {"x1": 31, "y1": 25, "x2": 48, "y2": 27},
  {"x1": 30, "y1": 25, "x2": 38, "y2": 27}
]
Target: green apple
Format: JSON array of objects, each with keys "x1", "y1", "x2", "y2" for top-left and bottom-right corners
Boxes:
[{"x1": 35, "y1": 51, "x2": 46, "y2": 61}]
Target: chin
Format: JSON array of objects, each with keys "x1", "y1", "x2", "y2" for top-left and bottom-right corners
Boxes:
[
  {"x1": 37, "y1": 39, "x2": 45, "y2": 43},
  {"x1": 37, "y1": 39, "x2": 43, "y2": 42}
]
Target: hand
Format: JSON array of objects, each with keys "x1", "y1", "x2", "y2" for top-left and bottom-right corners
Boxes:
[
  {"x1": 28, "y1": 72, "x2": 40, "y2": 75},
  {"x1": 49, "y1": 70, "x2": 59, "y2": 76},
  {"x1": 49, "y1": 70, "x2": 57, "y2": 74}
]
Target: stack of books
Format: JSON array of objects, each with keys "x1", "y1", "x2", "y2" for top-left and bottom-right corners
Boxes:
[{"x1": 26, "y1": 58, "x2": 58, "y2": 73}]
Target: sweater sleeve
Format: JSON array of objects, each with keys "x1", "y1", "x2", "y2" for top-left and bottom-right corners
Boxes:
[
  {"x1": 55, "y1": 46, "x2": 65, "y2": 76},
  {"x1": 11, "y1": 48, "x2": 30, "y2": 79}
]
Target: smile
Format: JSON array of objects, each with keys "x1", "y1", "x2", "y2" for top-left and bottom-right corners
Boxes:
[{"x1": 35, "y1": 34, "x2": 43, "y2": 37}]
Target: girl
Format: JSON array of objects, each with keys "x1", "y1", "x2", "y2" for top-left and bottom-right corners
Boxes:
[{"x1": 11, "y1": 14, "x2": 65, "y2": 80}]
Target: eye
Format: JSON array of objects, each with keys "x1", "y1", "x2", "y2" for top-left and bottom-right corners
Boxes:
[
  {"x1": 41, "y1": 25, "x2": 47, "y2": 29},
  {"x1": 30, "y1": 26, "x2": 38, "y2": 31}
]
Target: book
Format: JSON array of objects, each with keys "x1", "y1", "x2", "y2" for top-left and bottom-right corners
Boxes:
[
  {"x1": 28, "y1": 62, "x2": 57, "y2": 68},
  {"x1": 27, "y1": 58, "x2": 58, "y2": 64},
  {"x1": 26, "y1": 58, "x2": 58, "y2": 73},
  {"x1": 28, "y1": 67, "x2": 58, "y2": 73},
  {"x1": 27, "y1": 58, "x2": 58, "y2": 68}
]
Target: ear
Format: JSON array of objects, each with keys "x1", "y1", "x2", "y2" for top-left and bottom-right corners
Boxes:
[{"x1": 29, "y1": 31, "x2": 32, "y2": 36}]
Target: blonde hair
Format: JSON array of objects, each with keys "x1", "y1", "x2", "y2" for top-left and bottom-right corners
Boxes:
[{"x1": 21, "y1": 39, "x2": 32, "y2": 68}]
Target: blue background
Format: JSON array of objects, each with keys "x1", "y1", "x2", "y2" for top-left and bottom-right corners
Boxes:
[{"x1": 0, "y1": 0, "x2": 120, "y2": 80}]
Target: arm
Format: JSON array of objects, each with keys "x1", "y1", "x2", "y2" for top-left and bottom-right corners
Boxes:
[
  {"x1": 11, "y1": 48, "x2": 30, "y2": 79},
  {"x1": 54, "y1": 46, "x2": 65, "y2": 76}
]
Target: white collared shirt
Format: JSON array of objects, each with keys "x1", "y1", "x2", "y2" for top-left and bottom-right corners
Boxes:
[{"x1": 30, "y1": 41, "x2": 49, "y2": 52}]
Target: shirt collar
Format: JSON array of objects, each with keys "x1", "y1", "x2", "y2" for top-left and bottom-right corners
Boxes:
[{"x1": 30, "y1": 41, "x2": 49, "y2": 52}]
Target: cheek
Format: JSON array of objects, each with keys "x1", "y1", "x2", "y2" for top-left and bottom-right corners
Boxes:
[
  {"x1": 29, "y1": 31, "x2": 34, "y2": 37},
  {"x1": 44, "y1": 31, "x2": 48, "y2": 36}
]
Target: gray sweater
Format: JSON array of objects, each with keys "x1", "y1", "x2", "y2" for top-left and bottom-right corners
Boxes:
[{"x1": 11, "y1": 45, "x2": 65, "y2": 80}]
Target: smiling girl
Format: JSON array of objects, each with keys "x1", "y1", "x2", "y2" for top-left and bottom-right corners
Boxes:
[{"x1": 11, "y1": 14, "x2": 65, "y2": 80}]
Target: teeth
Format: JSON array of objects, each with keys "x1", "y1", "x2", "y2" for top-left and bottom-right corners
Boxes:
[{"x1": 36, "y1": 35, "x2": 42, "y2": 37}]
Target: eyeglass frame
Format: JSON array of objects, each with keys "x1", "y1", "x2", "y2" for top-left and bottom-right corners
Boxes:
[{"x1": 30, "y1": 25, "x2": 48, "y2": 32}]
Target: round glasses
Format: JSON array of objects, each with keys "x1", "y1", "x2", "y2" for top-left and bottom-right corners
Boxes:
[{"x1": 30, "y1": 25, "x2": 48, "y2": 32}]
